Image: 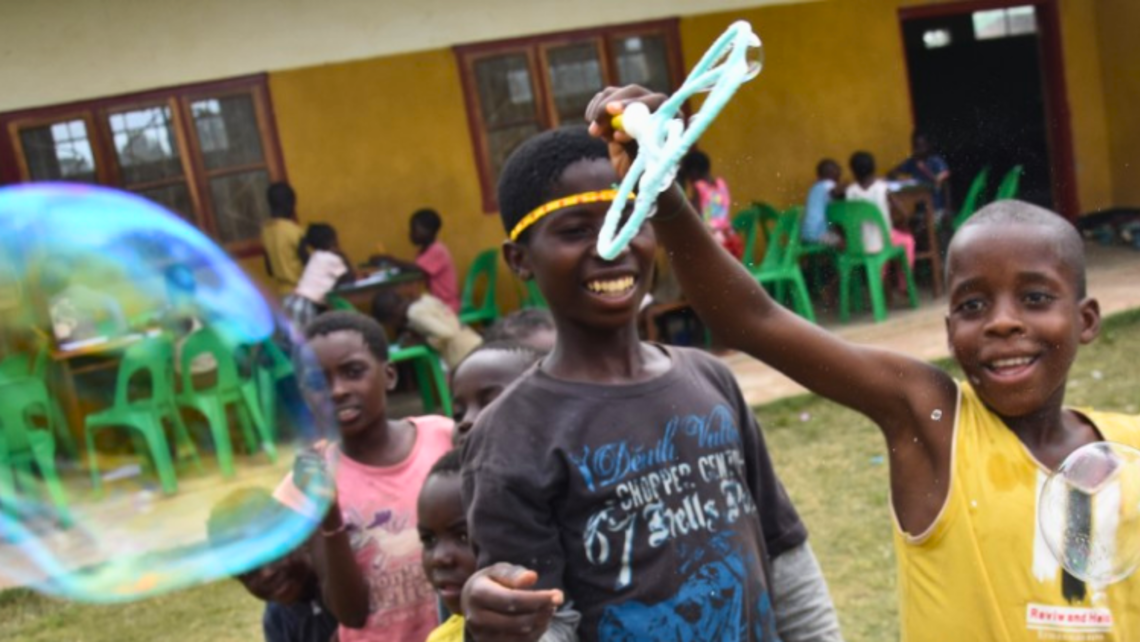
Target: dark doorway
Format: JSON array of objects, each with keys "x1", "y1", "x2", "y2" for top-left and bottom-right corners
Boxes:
[{"x1": 900, "y1": 3, "x2": 1064, "y2": 213}]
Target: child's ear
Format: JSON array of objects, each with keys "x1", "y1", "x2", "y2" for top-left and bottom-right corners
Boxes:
[
  {"x1": 502, "y1": 239, "x2": 533, "y2": 281},
  {"x1": 384, "y1": 362, "x2": 398, "y2": 391},
  {"x1": 1078, "y1": 297, "x2": 1101, "y2": 344}
]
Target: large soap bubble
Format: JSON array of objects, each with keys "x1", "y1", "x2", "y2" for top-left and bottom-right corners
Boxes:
[
  {"x1": 1039, "y1": 441, "x2": 1140, "y2": 588},
  {"x1": 0, "y1": 184, "x2": 335, "y2": 602}
]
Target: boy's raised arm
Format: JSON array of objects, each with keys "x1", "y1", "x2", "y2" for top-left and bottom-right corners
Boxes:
[{"x1": 585, "y1": 86, "x2": 954, "y2": 442}]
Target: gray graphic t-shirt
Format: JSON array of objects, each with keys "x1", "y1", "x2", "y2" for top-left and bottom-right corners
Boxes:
[{"x1": 463, "y1": 345, "x2": 804, "y2": 641}]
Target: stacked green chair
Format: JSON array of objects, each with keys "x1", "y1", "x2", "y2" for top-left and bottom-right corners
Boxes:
[
  {"x1": 84, "y1": 336, "x2": 202, "y2": 495},
  {"x1": 826, "y1": 201, "x2": 919, "y2": 323},
  {"x1": 952, "y1": 167, "x2": 991, "y2": 231},
  {"x1": 177, "y1": 328, "x2": 277, "y2": 478},
  {"x1": 732, "y1": 202, "x2": 780, "y2": 271},
  {"x1": 326, "y1": 294, "x2": 356, "y2": 312},
  {"x1": 519, "y1": 280, "x2": 548, "y2": 310},
  {"x1": 391, "y1": 344, "x2": 452, "y2": 417},
  {"x1": 751, "y1": 207, "x2": 816, "y2": 323},
  {"x1": 995, "y1": 165, "x2": 1023, "y2": 200},
  {"x1": 458, "y1": 249, "x2": 500, "y2": 328},
  {"x1": 0, "y1": 376, "x2": 71, "y2": 526},
  {"x1": 242, "y1": 339, "x2": 294, "y2": 446},
  {"x1": 0, "y1": 348, "x2": 74, "y2": 456}
]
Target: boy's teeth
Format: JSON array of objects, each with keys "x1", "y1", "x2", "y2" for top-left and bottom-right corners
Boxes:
[
  {"x1": 587, "y1": 276, "x2": 635, "y2": 294},
  {"x1": 991, "y1": 357, "x2": 1033, "y2": 368}
]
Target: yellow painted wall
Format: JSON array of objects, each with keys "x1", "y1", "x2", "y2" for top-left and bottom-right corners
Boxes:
[
  {"x1": 266, "y1": 0, "x2": 1130, "y2": 315},
  {"x1": 1057, "y1": 0, "x2": 1113, "y2": 211},
  {"x1": 268, "y1": 49, "x2": 518, "y2": 309},
  {"x1": 1096, "y1": 0, "x2": 1140, "y2": 207}
]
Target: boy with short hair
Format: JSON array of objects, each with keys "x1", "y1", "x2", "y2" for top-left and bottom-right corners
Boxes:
[
  {"x1": 588, "y1": 86, "x2": 1140, "y2": 641},
  {"x1": 802, "y1": 158, "x2": 843, "y2": 247},
  {"x1": 263, "y1": 182, "x2": 306, "y2": 296},
  {"x1": 276, "y1": 311, "x2": 453, "y2": 642},
  {"x1": 461, "y1": 127, "x2": 841, "y2": 641},
  {"x1": 370, "y1": 290, "x2": 482, "y2": 369}
]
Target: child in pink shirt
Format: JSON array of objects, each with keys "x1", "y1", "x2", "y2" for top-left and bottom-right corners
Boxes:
[
  {"x1": 276, "y1": 311, "x2": 453, "y2": 642},
  {"x1": 411, "y1": 209, "x2": 460, "y2": 313}
]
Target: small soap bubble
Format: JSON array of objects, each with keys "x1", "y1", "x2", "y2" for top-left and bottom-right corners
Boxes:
[
  {"x1": 1039, "y1": 442, "x2": 1140, "y2": 587},
  {"x1": 0, "y1": 185, "x2": 334, "y2": 602},
  {"x1": 931, "y1": 409, "x2": 943, "y2": 421},
  {"x1": 1091, "y1": 370, "x2": 1104, "y2": 381}
]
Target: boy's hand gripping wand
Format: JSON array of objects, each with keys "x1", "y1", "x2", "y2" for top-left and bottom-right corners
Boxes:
[{"x1": 596, "y1": 20, "x2": 763, "y2": 260}]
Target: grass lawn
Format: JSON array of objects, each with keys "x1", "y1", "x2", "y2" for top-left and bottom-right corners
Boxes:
[{"x1": 2, "y1": 310, "x2": 1137, "y2": 641}]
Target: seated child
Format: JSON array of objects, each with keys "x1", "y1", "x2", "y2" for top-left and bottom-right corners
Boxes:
[
  {"x1": 283, "y1": 224, "x2": 356, "y2": 331},
  {"x1": 274, "y1": 311, "x2": 453, "y2": 642},
  {"x1": 680, "y1": 149, "x2": 743, "y2": 260},
  {"x1": 451, "y1": 340, "x2": 546, "y2": 446},
  {"x1": 460, "y1": 127, "x2": 841, "y2": 641},
  {"x1": 370, "y1": 290, "x2": 482, "y2": 369},
  {"x1": 890, "y1": 130, "x2": 951, "y2": 218},
  {"x1": 482, "y1": 308, "x2": 556, "y2": 352},
  {"x1": 207, "y1": 488, "x2": 339, "y2": 642},
  {"x1": 263, "y1": 182, "x2": 307, "y2": 296},
  {"x1": 845, "y1": 151, "x2": 915, "y2": 292},
  {"x1": 590, "y1": 86, "x2": 1140, "y2": 641},
  {"x1": 802, "y1": 158, "x2": 844, "y2": 247},
  {"x1": 375, "y1": 209, "x2": 461, "y2": 313}
]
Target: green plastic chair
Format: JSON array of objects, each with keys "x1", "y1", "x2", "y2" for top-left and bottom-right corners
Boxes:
[
  {"x1": 752, "y1": 207, "x2": 816, "y2": 323},
  {"x1": 519, "y1": 280, "x2": 548, "y2": 310},
  {"x1": 391, "y1": 344, "x2": 452, "y2": 417},
  {"x1": 241, "y1": 340, "x2": 294, "y2": 445},
  {"x1": 84, "y1": 336, "x2": 202, "y2": 495},
  {"x1": 995, "y1": 165, "x2": 1023, "y2": 200},
  {"x1": 326, "y1": 294, "x2": 356, "y2": 312},
  {"x1": 0, "y1": 376, "x2": 72, "y2": 526},
  {"x1": 826, "y1": 201, "x2": 919, "y2": 323},
  {"x1": 177, "y1": 328, "x2": 277, "y2": 478},
  {"x1": 732, "y1": 203, "x2": 780, "y2": 271},
  {"x1": 952, "y1": 167, "x2": 991, "y2": 231},
  {"x1": 458, "y1": 249, "x2": 500, "y2": 328}
]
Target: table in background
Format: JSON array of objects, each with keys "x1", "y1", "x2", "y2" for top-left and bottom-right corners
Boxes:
[
  {"x1": 331, "y1": 270, "x2": 426, "y2": 313},
  {"x1": 890, "y1": 184, "x2": 943, "y2": 297}
]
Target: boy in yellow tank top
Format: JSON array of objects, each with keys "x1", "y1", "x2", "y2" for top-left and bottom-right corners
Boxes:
[{"x1": 579, "y1": 87, "x2": 1140, "y2": 642}]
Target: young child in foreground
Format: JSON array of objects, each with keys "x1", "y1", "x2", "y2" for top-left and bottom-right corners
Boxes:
[
  {"x1": 450, "y1": 340, "x2": 546, "y2": 446},
  {"x1": 275, "y1": 311, "x2": 453, "y2": 642},
  {"x1": 208, "y1": 488, "x2": 339, "y2": 642},
  {"x1": 588, "y1": 86, "x2": 1140, "y2": 642},
  {"x1": 460, "y1": 126, "x2": 841, "y2": 641}
]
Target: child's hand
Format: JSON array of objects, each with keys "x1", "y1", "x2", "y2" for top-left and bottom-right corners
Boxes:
[
  {"x1": 585, "y1": 85, "x2": 668, "y2": 180},
  {"x1": 293, "y1": 449, "x2": 338, "y2": 523},
  {"x1": 462, "y1": 562, "x2": 564, "y2": 642}
]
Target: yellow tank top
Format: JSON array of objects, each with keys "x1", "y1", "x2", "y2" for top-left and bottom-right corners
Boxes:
[{"x1": 894, "y1": 383, "x2": 1140, "y2": 642}]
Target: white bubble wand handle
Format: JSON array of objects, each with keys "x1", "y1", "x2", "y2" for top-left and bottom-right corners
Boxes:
[{"x1": 596, "y1": 20, "x2": 763, "y2": 260}]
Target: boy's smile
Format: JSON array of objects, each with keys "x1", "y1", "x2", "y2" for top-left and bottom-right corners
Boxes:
[
  {"x1": 507, "y1": 158, "x2": 655, "y2": 330},
  {"x1": 946, "y1": 223, "x2": 1099, "y2": 419}
]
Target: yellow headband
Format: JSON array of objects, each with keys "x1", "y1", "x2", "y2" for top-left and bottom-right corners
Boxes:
[{"x1": 509, "y1": 189, "x2": 635, "y2": 242}]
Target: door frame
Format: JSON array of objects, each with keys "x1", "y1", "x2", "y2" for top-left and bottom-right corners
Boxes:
[{"x1": 898, "y1": 0, "x2": 1078, "y2": 220}]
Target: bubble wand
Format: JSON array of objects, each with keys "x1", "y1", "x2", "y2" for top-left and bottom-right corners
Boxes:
[{"x1": 596, "y1": 20, "x2": 762, "y2": 260}]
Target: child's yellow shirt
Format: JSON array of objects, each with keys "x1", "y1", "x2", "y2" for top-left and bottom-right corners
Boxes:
[
  {"x1": 895, "y1": 382, "x2": 1140, "y2": 641},
  {"x1": 426, "y1": 614, "x2": 464, "y2": 642}
]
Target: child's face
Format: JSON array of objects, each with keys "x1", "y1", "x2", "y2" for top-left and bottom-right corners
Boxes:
[
  {"x1": 451, "y1": 349, "x2": 536, "y2": 446},
  {"x1": 945, "y1": 224, "x2": 1100, "y2": 418},
  {"x1": 417, "y1": 473, "x2": 475, "y2": 616},
  {"x1": 505, "y1": 158, "x2": 656, "y2": 333},
  {"x1": 410, "y1": 221, "x2": 434, "y2": 246},
  {"x1": 822, "y1": 162, "x2": 841, "y2": 182},
  {"x1": 236, "y1": 548, "x2": 315, "y2": 605},
  {"x1": 307, "y1": 330, "x2": 395, "y2": 440}
]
